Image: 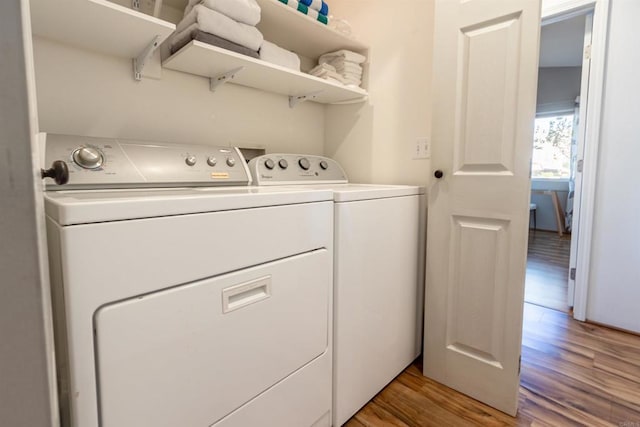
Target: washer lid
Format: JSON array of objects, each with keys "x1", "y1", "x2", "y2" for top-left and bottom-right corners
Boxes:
[
  {"x1": 286, "y1": 184, "x2": 425, "y2": 202},
  {"x1": 45, "y1": 186, "x2": 333, "y2": 225}
]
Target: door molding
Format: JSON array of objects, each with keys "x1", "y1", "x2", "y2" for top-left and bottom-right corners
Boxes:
[
  {"x1": 541, "y1": 0, "x2": 610, "y2": 321},
  {"x1": 0, "y1": 0, "x2": 59, "y2": 425}
]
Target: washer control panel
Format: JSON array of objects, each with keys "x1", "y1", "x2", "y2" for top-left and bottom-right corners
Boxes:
[
  {"x1": 42, "y1": 134, "x2": 250, "y2": 190},
  {"x1": 248, "y1": 154, "x2": 348, "y2": 185}
]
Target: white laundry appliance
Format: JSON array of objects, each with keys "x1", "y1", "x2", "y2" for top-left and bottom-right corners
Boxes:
[
  {"x1": 248, "y1": 154, "x2": 425, "y2": 426},
  {"x1": 41, "y1": 134, "x2": 335, "y2": 427}
]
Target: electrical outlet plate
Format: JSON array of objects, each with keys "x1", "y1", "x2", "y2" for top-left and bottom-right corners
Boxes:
[{"x1": 412, "y1": 137, "x2": 430, "y2": 159}]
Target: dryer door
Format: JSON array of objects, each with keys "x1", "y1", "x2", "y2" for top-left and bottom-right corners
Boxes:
[{"x1": 93, "y1": 249, "x2": 330, "y2": 427}]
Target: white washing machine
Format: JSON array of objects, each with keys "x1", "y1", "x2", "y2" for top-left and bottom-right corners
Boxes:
[
  {"x1": 42, "y1": 135, "x2": 335, "y2": 427},
  {"x1": 248, "y1": 154, "x2": 425, "y2": 426}
]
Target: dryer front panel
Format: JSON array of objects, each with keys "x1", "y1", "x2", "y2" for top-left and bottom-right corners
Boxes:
[{"x1": 93, "y1": 249, "x2": 330, "y2": 427}]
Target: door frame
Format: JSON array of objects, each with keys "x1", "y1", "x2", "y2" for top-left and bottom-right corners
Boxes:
[
  {"x1": 540, "y1": 0, "x2": 609, "y2": 321},
  {"x1": 0, "y1": 0, "x2": 59, "y2": 425}
]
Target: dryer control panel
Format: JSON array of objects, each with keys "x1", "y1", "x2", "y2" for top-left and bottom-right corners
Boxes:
[
  {"x1": 41, "y1": 133, "x2": 251, "y2": 190},
  {"x1": 248, "y1": 154, "x2": 348, "y2": 186}
]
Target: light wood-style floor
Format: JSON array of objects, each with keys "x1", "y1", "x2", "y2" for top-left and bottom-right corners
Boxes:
[
  {"x1": 525, "y1": 230, "x2": 572, "y2": 313},
  {"x1": 347, "y1": 303, "x2": 640, "y2": 426}
]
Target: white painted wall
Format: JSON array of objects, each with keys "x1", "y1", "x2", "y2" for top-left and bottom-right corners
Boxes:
[
  {"x1": 536, "y1": 66, "x2": 582, "y2": 115},
  {"x1": 324, "y1": 0, "x2": 434, "y2": 186},
  {"x1": 530, "y1": 180, "x2": 569, "y2": 232},
  {"x1": 586, "y1": 0, "x2": 640, "y2": 332},
  {"x1": 32, "y1": 37, "x2": 325, "y2": 155}
]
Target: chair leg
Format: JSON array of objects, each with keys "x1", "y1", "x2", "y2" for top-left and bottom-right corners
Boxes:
[{"x1": 533, "y1": 209, "x2": 537, "y2": 230}]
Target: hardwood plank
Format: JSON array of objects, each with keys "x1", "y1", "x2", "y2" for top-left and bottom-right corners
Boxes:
[
  {"x1": 594, "y1": 352, "x2": 640, "y2": 383},
  {"x1": 349, "y1": 304, "x2": 640, "y2": 427},
  {"x1": 525, "y1": 230, "x2": 571, "y2": 312},
  {"x1": 609, "y1": 401, "x2": 640, "y2": 426},
  {"x1": 345, "y1": 401, "x2": 410, "y2": 427}
]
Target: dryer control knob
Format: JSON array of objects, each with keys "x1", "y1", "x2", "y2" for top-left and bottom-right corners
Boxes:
[
  {"x1": 264, "y1": 158, "x2": 275, "y2": 170},
  {"x1": 72, "y1": 146, "x2": 103, "y2": 169},
  {"x1": 298, "y1": 157, "x2": 310, "y2": 170},
  {"x1": 185, "y1": 155, "x2": 197, "y2": 166},
  {"x1": 207, "y1": 156, "x2": 217, "y2": 167},
  {"x1": 319, "y1": 160, "x2": 329, "y2": 170},
  {"x1": 226, "y1": 157, "x2": 236, "y2": 167},
  {"x1": 279, "y1": 159, "x2": 289, "y2": 169}
]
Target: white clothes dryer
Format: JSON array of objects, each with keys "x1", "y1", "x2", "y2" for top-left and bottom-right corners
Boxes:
[
  {"x1": 42, "y1": 135, "x2": 334, "y2": 427},
  {"x1": 248, "y1": 154, "x2": 425, "y2": 426}
]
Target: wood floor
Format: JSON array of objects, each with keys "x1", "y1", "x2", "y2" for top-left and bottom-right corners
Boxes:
[
  {"x1": 347, "y1": 303, "x2": 640, "y2": 426},
  {"x1": 525, "y1": 230, "x2": 572, "y2": 313}
]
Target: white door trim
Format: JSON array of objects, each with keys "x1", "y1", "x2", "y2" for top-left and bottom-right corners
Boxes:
[
  {"x1": 541, "y1": 0, "x2": 609, "y2": 321},
  {"x1": 0, "y1": 0, "x2": 59, "y2": 425}
]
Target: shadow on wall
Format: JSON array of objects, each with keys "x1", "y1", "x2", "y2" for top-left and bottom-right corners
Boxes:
[{"x1": 324, "y1": 102, "x2": 374, "y2": 183}]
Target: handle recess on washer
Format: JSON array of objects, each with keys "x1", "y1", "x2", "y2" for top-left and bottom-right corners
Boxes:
[{"x1": 222, "y1": 276, "x2": 272, "y2": 313}]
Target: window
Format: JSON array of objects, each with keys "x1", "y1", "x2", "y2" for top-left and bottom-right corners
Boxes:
[{"x1": 531, "y1": 114, "x2": 574, "y2": 179}]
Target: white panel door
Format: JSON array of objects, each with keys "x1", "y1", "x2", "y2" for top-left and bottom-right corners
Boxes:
[{"x1": 423, "y1": 0, "x2": 541, "y2": 416}]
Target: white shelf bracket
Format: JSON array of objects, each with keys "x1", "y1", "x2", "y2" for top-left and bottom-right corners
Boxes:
[
  {"x1": 209, "y1": 67, "x2": 245, "y2": 92},
  {"x1": 133, "y1": 35, "x2": 161, "y2": 81},
  {"x1": 289, "y1": 90, "x2": 323, "y2": 108}
]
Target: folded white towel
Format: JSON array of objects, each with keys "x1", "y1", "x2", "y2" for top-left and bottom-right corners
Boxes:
[
  {"x1": 319, "y1": 49, "x2": 366, "y2": 64},
  {"x1": 259, "y1": 40, "x2": 301, "y2": 71},
  {"x1": 320, "y1": 57, "x2": 363, "y2": 73},
  {"x1": 311, "y1": 69, "x2": 347, "y2": 84},
  {"x1": 309, "y1": 63, "x2": 336, "y2": 75},
  {"x1": 177, "y1": 5, "x2": 264, "y2": 51},
  {"x1": 333, "y1": 63, "x2": 363, "y2": 74},
  {"x1": 183, "y1": 0, "x2": 261, "y2": 26}
]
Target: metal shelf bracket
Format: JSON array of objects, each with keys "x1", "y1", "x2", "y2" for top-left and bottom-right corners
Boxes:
[
  {"x1": 133, "y1": 35, "x2": 161, "y2": 81},
  {"x1": 289, "y1": 90, "x2": 323, "y2": 108},
  {"x1": 209, "y1": 67, "x2": 245, "y2": 92}
]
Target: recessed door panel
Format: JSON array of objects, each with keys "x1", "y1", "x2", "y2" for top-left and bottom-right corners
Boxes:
[
  {"x1": 454, "y1": 13, "x2": 522, "y2": 175},
  {"x1": 447, "y1": 216, "x2": 509, "y2": 368}
]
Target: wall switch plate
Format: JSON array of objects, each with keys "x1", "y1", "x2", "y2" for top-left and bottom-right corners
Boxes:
[{"x1": 412, "y1": 137, "x2": 430, "y2": 159}]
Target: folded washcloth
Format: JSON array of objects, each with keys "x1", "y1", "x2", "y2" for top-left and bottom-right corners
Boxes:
[
  {"x1": 343, "y1": 78, "x2": 362, "y2": 86},
  {"x1": 299, "y1": 0, "x2": 328, "y2": 15},
  {"x1": 170, "y1": 24, "x2": 260, "y2": 58},
  {"x1": 183, "y1": 0, "x2": 261, "y2": 26},
  {"x1": 326, "y1": 60, "x2": 363, "y2": 75},
  {"x1": 319, "y1": 49, "x2": 366, "y2": 64},
  {"x1": 277, "y1": 0, "x2": 329, "y2": 25},
  {"x1": 309, "y1": 63, "x2": 336, "y2": 75},
  {"x1": 177, "y1": 5, "x2": 264, "y2": 51},
  {"x1": 259, "y1": 40, "x2": 301, "y2": 71},
  {"x1": 311, "y1": 69, "x2": 347, "y2": 84},
  {"x1": 341, "y1": 72, "x2": 362, "y2": 81}
]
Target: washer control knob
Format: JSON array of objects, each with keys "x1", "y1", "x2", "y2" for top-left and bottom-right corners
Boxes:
[
  {"x1": 207, "y1": 156, "x2": 217, "y2": 167},
  {"x1": 298, "y1": 157, "x2": 310, "y2": 170},
  {"x1": 185, "y1": 155, "x2": 197, "y2": 166},
  {"x1": 72, "y1": 146, "x2": 103, "y2": 169},
  {"x1": 264, "y1": 158, "x2": 275, "y2": 170},
  {"x1": 278, "y1": 159, "x2": 289, "y2": 169},
  {"x1": 319, "y1": 160, "x2": 329, "y2": 170},
  {"x1": 226, "y1": 157, "x2": 236, "y2": 167}
]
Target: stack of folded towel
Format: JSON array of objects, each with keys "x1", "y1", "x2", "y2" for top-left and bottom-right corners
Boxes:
[
  {"x1": 314, "y1": 49, "x2": 366, "y2": 87},
  {"x1": 278, "y1": 0, "x2": 330, "y2": 25},
  {"x1": 309, "y1": 63, "x2": 345, "y2": 84},
  {"x1": 171, "y1": 0, "x2": 301, "y2": 72},
  {"x1": 171, "y1": 0, "x2": 263, "y2": 57}
]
